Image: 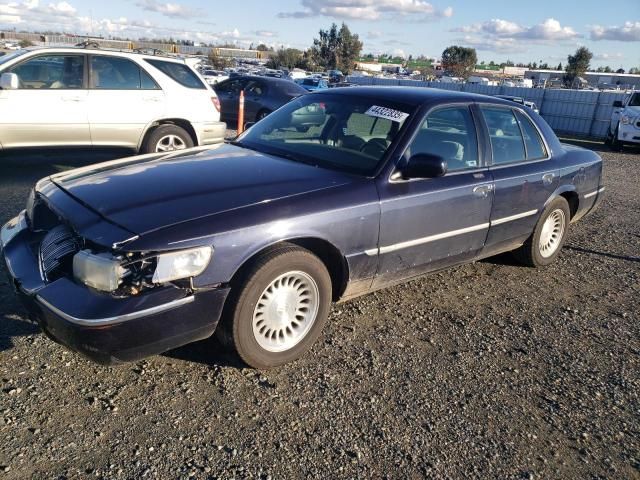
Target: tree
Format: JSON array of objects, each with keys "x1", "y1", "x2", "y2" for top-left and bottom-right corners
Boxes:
[
  {"x1": 256, "y1": 43, "x2": 271, "y2": 52},
  {"x1": 266, "y1": 48, "x2": 303, "y2": 70},
  {"x1": 616, "y1": 68, "x2": 625, "y2": 74},
  {"x1": 629, "y1": 67, "x2": 639, "y2": 74},
  {"x1": 310, "y1": 23, "x2": 362, "y2": 74},
  {"x1": 207, "y1": 50, "x2": 232, "y2": 70},
  {"x1": 557, "y1": 62, "x2": 562, "y2": 70},
  {"x1": 441, "y1": 45, "x2": 477, "y2": 78},
  {"x1": 18, "y1": 39, "x2": 34, "y2": 48},
  {"x1": 565, "y1": 46, "x2": 592, "y2": 85}
]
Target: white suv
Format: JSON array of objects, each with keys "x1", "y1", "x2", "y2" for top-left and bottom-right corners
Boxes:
[{"x1": 0, "y1": 46, "x2": 226, "y2": 153}]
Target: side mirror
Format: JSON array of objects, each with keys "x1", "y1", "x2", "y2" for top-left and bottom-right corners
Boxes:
[
  {"x1": 612, "y1": 100, "x2": 623, "y2": 108},
  {"x1": 401, "y1": 153, "x2": 447, "y2": 179},
  {"x1": 0, "y1": 72, "x2": 18, "y2": 90}
]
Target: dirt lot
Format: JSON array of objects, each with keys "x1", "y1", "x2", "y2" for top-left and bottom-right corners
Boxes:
[{"x1": 0, "y1": 141, "x2": 638, "y2": 479}]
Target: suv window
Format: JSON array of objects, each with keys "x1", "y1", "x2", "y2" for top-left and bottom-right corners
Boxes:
[
  {"x1": 9, "y1": 55, "x2": 84, "y2": 89},
  {"x1": 407, "y1": 106, "x2": 479, "y2": 172},
  {"x1": 481, "y1": 106, "x2": 526, "y2": 165},
  {"x1": 514, "y1": 110, "x2": 547, "y2": 160},
  {"x1": 145, "y1": 59, "x2": 205, "y2": 89},
  {"x1": 90, "y1": 56, "x2": 159, "y2": 90}
]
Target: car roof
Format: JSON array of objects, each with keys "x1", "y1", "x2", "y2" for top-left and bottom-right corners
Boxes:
[
  {"x1": 20, "y1": 46, "x2": 187, "y2": 64},
  {"x1": 318, "y1": 86, "x2": 520, "y2": 108}
]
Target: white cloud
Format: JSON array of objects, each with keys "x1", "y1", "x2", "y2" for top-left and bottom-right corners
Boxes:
[
  {"x1": 591, "y1": 22, "x2": 640, "y2": 42},
  {"x1": 253, "y1": 30, "x2": 276, "y2": 37},
  {"x1": 519, "y1": 18, "x2": 579, "y2": 41},
  {"x1": 278, "y1": 0, "x2": 453, "y2": 21},
  {"x1": 452, "y1": 17, "x2": 581, "y2": 53},
  {"x1": 593, "y1": 52, "x2": 624, "y2": 60},
  {"x1": 135, "y1": 0, "x2": 201, "y2": 19}
]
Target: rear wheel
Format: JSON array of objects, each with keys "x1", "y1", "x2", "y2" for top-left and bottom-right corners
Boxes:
[
  {"x1": 219, "y1": 245, "x2": 332, "y2": 369},
  {"x1": 144, "y1": 124, "x2": 194, "y2": 153},
  {"x1": 513, "y1": 197, "x2": 570, "y2": 267}
]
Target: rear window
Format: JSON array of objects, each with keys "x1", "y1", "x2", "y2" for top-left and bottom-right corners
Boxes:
[
  {"x1": 144, "y1": 59, "x2": 205, "y2": 89},
  {"x1": 280, "y1": 81, "x2": 307, "y2": 97}
]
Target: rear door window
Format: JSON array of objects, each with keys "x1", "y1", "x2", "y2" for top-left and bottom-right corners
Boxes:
[
  {"x1": 480, "y1": 107, "x2": 526, "y2": 165},
  {"x1": 145, "y1": 59, "x2": 205, "y2": 89},
  {"x1": 90, "y1": 56, "x2": 159, "y2": 90},
  {"x1": 514, "y1": 110, "x2": 547, "y2": 160}
]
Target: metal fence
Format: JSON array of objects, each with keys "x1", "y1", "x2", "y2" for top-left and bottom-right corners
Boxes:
[
  {"x1": 346, "y1": 76, "x2": 628, "y2": 139},
  {"x1": 1, "y1": 31, "x2": 273, "y2": 59}
]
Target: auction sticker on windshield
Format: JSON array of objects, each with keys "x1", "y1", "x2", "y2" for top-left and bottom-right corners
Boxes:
[{"x1": 365, "y1": 105, "x2": 409, "y2": 123}]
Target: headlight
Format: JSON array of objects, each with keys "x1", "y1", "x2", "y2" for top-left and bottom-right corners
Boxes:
[
  {"x1": 1, "y1": 211, "x2": 27, "y2": 249},
  {"x1": 152, "y1": 246, "x2": 212, "y2": 284},
  {"x1": 621, "y1": 115, "x2": 630, "y2": 125},
  {"x1": 73, "y1": 250, "x2": 127, "y2": 292}
]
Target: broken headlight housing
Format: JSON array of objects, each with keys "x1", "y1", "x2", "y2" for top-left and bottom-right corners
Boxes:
[{"x1": 72, "y1": 246, "x2": 213, "y2": 294}]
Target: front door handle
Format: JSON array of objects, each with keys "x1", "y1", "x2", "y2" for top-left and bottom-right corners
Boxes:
[
  {"x1": 62, "y1": 96, "x2": 83, "y2": 102},
  {"x1": 542, "y1": 173, "x2": 556, "y2": 185},
  {"x1": 473, "y1": 184, "x2": 494, "y2": 198}
]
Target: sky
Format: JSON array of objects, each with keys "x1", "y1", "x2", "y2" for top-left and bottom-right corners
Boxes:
[{"x1": 0, "y1": 0, "x2": 639, "y2": 69}]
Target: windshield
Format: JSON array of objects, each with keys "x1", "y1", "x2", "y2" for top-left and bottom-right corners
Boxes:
[
  {"x1": 0, "y1": 49, "x2": 28, "y2": 66},
  {"x1": 235, "y1": 94, "x2": 415, "y2": 176},
  {"x1": 628, "y1": 93, "x2": 640, "y2": 107}
]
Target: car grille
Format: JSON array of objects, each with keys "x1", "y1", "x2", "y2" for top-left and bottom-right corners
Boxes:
[{"x1": 39, "y1": 224, "x2": 80, "y2": 281}]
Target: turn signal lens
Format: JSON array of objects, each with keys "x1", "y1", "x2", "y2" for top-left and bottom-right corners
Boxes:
[{"x1": 211, "y1": 97, "x2": 220, "y2": 112}]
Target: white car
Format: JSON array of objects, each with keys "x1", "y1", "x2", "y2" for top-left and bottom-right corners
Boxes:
[
  {"x1": 200, "y1": 68, "x2": 228, "y2": 86},
  {"x1": 0, "y1": 46, "x2": 226, "y2": 153},
  {"x1": 3, "y1": 42, "x2": 20, "y2": 50},
  {"x1": 607, "y1": 92, "x2": 640, "y2": 151}
]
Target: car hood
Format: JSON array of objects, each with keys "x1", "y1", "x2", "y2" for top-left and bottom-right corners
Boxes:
[{"x1": 50, "y1": 144, "x2": 354, "y2": 236}]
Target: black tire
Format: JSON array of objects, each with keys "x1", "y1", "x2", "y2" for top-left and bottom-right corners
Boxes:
[
  {"x1": 219, "y1": 245, "x2": 332, "y2": 369},
  {"x1": 610, "y1": 124, "x2": 624, "y2": 152},
  {"x1": 513, "y1": 197, "x2": 570, "y2": 267},
  {"x1": 255, "y1": 109, "x2": 271, "y2": 121},
  {"x1": 143, "y1": 124, "x2": 194, "y2": 154}
]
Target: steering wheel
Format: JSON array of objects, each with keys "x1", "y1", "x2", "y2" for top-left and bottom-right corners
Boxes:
[{"x1": 360, "y1": 138, "x2": 388, "y2": 157}]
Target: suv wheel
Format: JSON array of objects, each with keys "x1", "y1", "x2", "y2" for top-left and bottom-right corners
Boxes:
[
  {"x1": 219, "y1": 245, "x2": 332, "y2": 369},
  {"x1": 144, "y1": 125, "x2": 194, "y2": 153}
]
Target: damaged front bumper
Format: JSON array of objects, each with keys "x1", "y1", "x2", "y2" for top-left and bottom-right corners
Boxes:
[{"x1": 2, "y1": 215, "x2": 229, "y2": 365}]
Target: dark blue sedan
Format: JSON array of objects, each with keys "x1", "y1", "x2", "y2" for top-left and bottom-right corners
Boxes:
[{"x1": 1, "y1": 87, "x2": 604, "y2": 369}]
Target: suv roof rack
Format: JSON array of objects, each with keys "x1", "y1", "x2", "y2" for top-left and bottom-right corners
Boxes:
[
  {"x1": 75, "y1": 40, "x2": 101, "y2": 49},
  {"x1": 133, "y1": 47, "x2": 173, "y2": 57}
]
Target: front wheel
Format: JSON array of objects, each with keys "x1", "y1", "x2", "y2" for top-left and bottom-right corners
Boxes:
[
  {"x1": 220, "y1": 245, "x2": 332, "y2": 369},
  {"x1": 513, "y1": 197, "x2": 570, "y2": 267}
]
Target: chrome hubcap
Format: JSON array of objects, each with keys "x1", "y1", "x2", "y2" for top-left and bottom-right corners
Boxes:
[
  {"x1": 252, "y1": 271, "x2": 319, "y2": 352},
  {"x1": 155, "y1": 134, "x2": 186, "y2": 152},
  {"x1": 539, "y1": 209, "x2": 565, "y2": 258}
]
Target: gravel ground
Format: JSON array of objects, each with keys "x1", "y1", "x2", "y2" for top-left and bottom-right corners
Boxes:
[{"x1": 0, "y1": 140, "x2": 639, "y2": 480}]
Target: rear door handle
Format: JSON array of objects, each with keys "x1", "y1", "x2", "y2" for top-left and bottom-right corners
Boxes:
[
  {"x1": 473, "y1": 184, "x2": 494, "y2": 198},
  {"x1": 143, "y1": 96, "x2": 162, "y2": 102},
  {"x1": 62, "y1": 96, "x2": 83, "y2": 102},
  {"x1": 542, "y1": 173, "x2": 556, "y2": 185}
]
